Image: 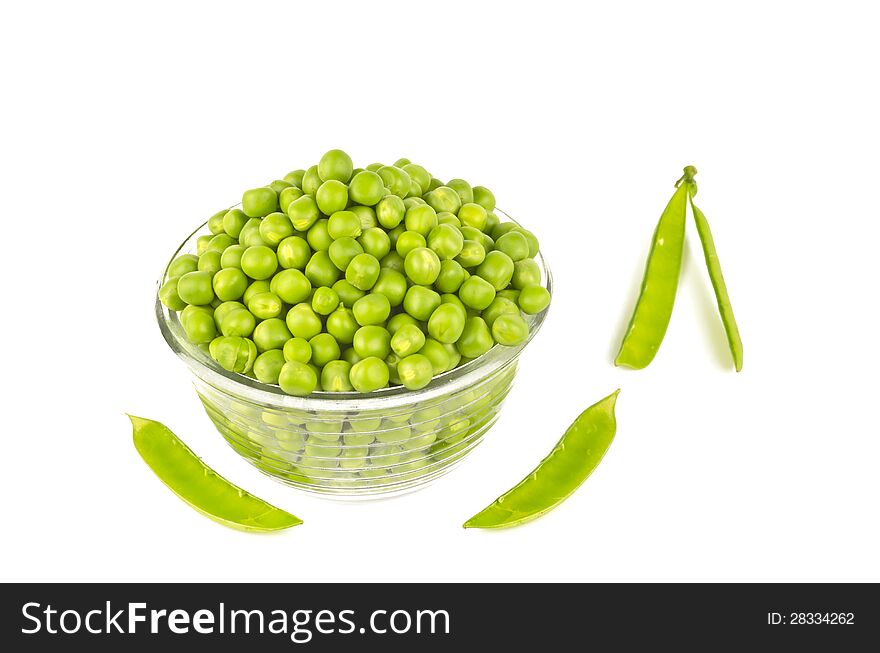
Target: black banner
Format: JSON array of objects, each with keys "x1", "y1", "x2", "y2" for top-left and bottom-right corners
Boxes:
[{"x1": 2, "y1": 583, "x2": 876, "y2": 650}]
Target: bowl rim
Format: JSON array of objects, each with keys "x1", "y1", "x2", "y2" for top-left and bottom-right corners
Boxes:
[{"x1": 156, "y1": 207, "x2": 552, "y2": 412}]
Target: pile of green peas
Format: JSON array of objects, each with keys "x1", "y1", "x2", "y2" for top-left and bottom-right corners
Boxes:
[{"x1": 160, "y1": 150, "x2": 550, "y2": 396}]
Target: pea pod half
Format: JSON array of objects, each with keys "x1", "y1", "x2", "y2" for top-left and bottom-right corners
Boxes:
[
  {"x1": 687, "y1": 187, "x2": 743, "y2": 372},
  {"x1": 129, "y1": 415, "x2": 302, "y2": 532},
  {"x1": 615, "y1": 178, "x2": 689, "y2": 369},
  {"x1": 463, "y1": 390, "x2": 619, "y2": 529}
]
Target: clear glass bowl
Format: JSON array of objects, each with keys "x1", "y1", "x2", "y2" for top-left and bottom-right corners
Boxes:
[{"x1": 156, "y1": 209, "x2": 552, "y2": 497}]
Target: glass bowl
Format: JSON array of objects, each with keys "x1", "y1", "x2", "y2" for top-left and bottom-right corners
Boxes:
[{"x1": 156, "y1": 209, "x2": 552, "y2": 497}]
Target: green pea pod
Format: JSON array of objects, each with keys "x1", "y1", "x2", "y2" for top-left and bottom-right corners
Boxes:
[
  {"x1": 463, "y1": 390, "x2": 619, "y2": 529},
  {"x1": 615, "y1": 180, "x2": 689, "y2": 369},
  {"x1": 129, "y1": 415, "x2": 302, "y2": 532},
  {"x1": 687, "y1": 189, "x2": 744, "y2": 372}
]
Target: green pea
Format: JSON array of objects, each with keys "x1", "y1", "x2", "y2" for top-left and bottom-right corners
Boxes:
[
  {"x1": 350, "y1": 204, "x2": 377, "y2": 229},
  {"x1": 458, "y1": 203, "x2": 488, "y2": 231},
  {"x1": 307, "y1": 219, "x2": 333, "y2": 251},
  {"x1": 403, "y1": 197, "x2": 426, "y2": 209},
  {"x1": 348, "y1": 170, "x2": 385, "y2": 206},
  {"x1": 207, "y1": 209, "x2": 226, "y2": 234},
  {"x1": 446, "y1": 178, "x2": 474, "y2": 205},
  {"x1": 517, "y1": 227, "x2": 540, "y2": 257},
  {"x1": 376, "y1": 195, "x2": 406, "y2": 229},
  {"x1": 270, "y1": 268, "x2": 311, "y2": 304},
  {"x1": 213, "y1": 301, "x2": 246, "y2": 329},
  {"x1": 316, "y1": 180, "x2": 348, "y2": 215},
  {"x1": 472, "y1": 185, "x2": 496, "y2": 212},
  {"x1": 311, "y1": 286, "x2": 340, "y2": 316},
  {"x1": 371, "y1": 268, "x2": 408, "y2": 306},
  {"x1": 305, "y1": 250, "x2": 341, "y2": 287},
  {"x1": 284, "y1": 169, "x2": 306, "y2": 188},
  {"x1": 404, "y1": 247, "x2": 441, "y2": 285},
  {"x1": 222, "y1": 209, "x2": 248, "y2": 240},
  {"x1": 321, "y1": 360, "x2": 354, "y2": 392},
  {"x1": 459, "y1": 275, "x2": 496, "y2": 310},
  {"x1": 353, "y1": 325, "x2": 391, "y2": 359},
  {"x1": 210, "y1": 336, "x2": 258, "y2": 374},
  {"x1": 345, "y1": 253, "x2": 381, "y2": 290},
  {"x1": 308, "y1": 332, "x2": 341, "y2": 367},
  {"x1": 358, "y1": 227, "x2": 391, "y2": 260},
  {"x1": 390, "y1": 323, "x2": 426, "y2": 357},
  {"x1": 327, "y1": 210, "x2": 362, "y2": 240},
  {"x1": 490, "y1": 221, "x2": 519, "y2": 241},
  {"x1": 341, "y1": 347, "x2": 362, "y2": 365},
  {"x1": 197, "y1": 250, "x2": 221, "y2": 275},
  {"x1": 484, "y1": 211, "x2": 500, "y2": 235},
  {"x1": 159, "y1": 277, "x2": 187, "y2": 311},
  {"x1": 196, "y1": 235, "x2": 212, "y2": 255},
  {"x1": 377, "y1": 165, "x2": 411, "y2": 198},
  {"x1": 278, "y1": 186, "x2": 305, "y2": 214},
  {"x1": 495, "y1": 230, "x2": 530, "y2": 261},
  {"x1": 212, "y1": 267, "x2": 248, "y2": 301},
  {"x1": 491, "y1": 312, "x2": 529, "y2": 346},
  {"x1": 278, "y1": 360, "x2": 318, "y2": 396},
  {"x1": 440, "y1": 293, "x2": 467, "y2": 312},
  {"x1": 419, "y1": 338, "x2": 450, "y2": 374},
  {"x1": 393, "y1": 157, "x2": 411, "y2": 168},
  {"x1": 238, "y1": 219, "x2": 268, "y2": 247},
  {"x1": 331, "y1": 279, "x2": 366, "y2": 307},
  {"x1": 349, "y1": 357, "x2": 390, "y2": 392},
  {"x1": 269, "y1": 179, "x2": 293, "y2": 194},
  {"x1": 287, "y1": 195, "x2": 320, "y2": 231},
  {"x1": 386, "y1": 312, "x2": 420, "y2": 335},
  {"x1": 482, "y1": 296, "x2": 520, "y2": 329},
  {"x1": 275, "y1": 237, "x2": 310, "y2": 271},
  {"x1": 427, "y1": 224, "x2": 464, "y2": 261},
  {"x1": 424, "y1": 186, "x2": 462, "y2": 214},
  {"x1": 208, "y1": 234, "x2": 237, "y2": 254},
  {"x1": 380, "y1": 251, "x2": 405, "y2": 273},
  {"x1": 340, "y1": 445, "x2": 370, "y2": 468},
  {"x1": 177, "y1": 271, "x2": 215, "y2": 306},
  {"x1": 404, "y1": 204, "x2": 438, "y2": 236},
  {"x1": 283, "y1": 336, "x2": 312, "y2": 364},
  {"x1": 512, "y1": 258, "x2": 542, "y2": 289},
  {"x1": 426, "y1": 178, "x2": 444, "y2": 192},
  {"x1": 403, "y1": 285, "x2": 441, "y2": 321},
  {"x1": 395, "y1": 231, "x2": 427, "y2": 258},
  {"x1": 243, "y1": 280, "x2": 270, "y2": 305},
  {"x1": 285, "y1": 304, "x2": 322, "y2": 340},
  {"x1": 436, "y1": 211, "x2": 461, "y2": 228},
  {"x1": 219, "y1": 244, "x2": 245, "y2": 270},
  {"x1": 242, "y1": 187, "x2": 278, "y2": 218},
  {"x1": 497, "y1": 288, "x2": 521, "y2": 303},
  {"x1": 301, "y1": 165, "x2": 322, "y2": 195},
  {"x1": 326, "y1": 306, "x2": 359, "y2": 344},
  {"x1": 253, "y1": 318, "x2": 292, "y2": 352},
  {"x1": 168, "y1": 254, "x2": 199, "y2": 278},
  {"x1": 518, "y1": 285, "x2": 551, "y2": 314},
  {"x1": 396, "y1": 354, "x2": 433, "y2": 390},
  {"x1": 240, "y1": 246, "x2": 278, "y2": 280},
  {"x1": 456, "y1": 316, "x2": 494, "y2": 358},
  {"x1": 248, "y1": 291, "x2": 283, "y2": 320},
  {"x1": 353, "y1": 293, "x2": 391, "y2": 326},
  {"x1": 253, "y1": 349, "x2": 286, "y2": 384},
  {"x1": 402, "y1": 164, "x2": 431, "y2": 192},
  {"x1": 431, "y1": 261, "x2": 462, "y2": 295},
  {"x1": 258, "y1": 212, "x2": 295, "y2": 247},
  {"x1": 455, "y1": 239, "x2": 486, "y2": 268},
  {"x1": 181, "y1": 305, "x2": 217, "y2": 344},
  {"x1": 427, "y1": 302, "x2": 467, "y2": 344},
  {"x1": 220, "y1": 307, "x2": 256, "y2": 337},
  {"x1": 318, "y1": 148, "x2": 353, "y2": 183},
  {"x1": 476, "y1": 250, "x2": 515, "y2": 291},
  {"x1": 442, "y1": 342, "x2": 462, "y2": 370},
  {"x1": 387, "y1": 224, "x2": 406, "y2": 247}
]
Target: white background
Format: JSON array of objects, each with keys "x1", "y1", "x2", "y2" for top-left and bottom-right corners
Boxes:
[{"x1": 2, "y1": 0, "x2": 878, "y2": 583}]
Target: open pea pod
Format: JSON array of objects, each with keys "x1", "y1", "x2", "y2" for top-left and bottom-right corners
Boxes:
[
  {"x1": 615, "y1": 180, "x2": 689, "y2": 369},
  {"x1": 463, "y1": 390, "x2": 619, "y2": 529},
  {"x1": 129, "y1": 415, "x2": 302, "y2": 532},
  {"x1": 687, "y1": 188, "x2": 744, "y2": 372}
]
